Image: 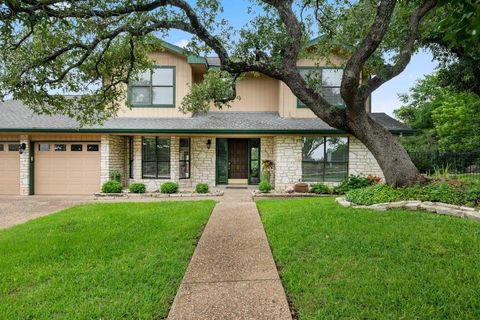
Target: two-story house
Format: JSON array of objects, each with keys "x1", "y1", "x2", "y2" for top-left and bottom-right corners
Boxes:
[{"x1": 0, "y1": 41, "x2": 412, "y2": 195}]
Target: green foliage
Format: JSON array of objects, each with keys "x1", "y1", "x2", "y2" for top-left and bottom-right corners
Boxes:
[
  {"x1": 258, "y1": 197, "x2": 480, "y2": 319},
  {"x1": 160, "y1": 182, "x2": 178, "y2": 194},
  {"x1": 346, "y1": 179, "x2": 480, "y2": 207},
  {"x1": 258, "y1": 180, "x2": 272, "y2": 193},
  {"x1": 110, "y1": 170, "x2": 122, "y2": 182},
  {"x1": 309, "y1": 183, "x2": 331, "y2": 194},
  {"x1": 261, "y1": 171, "x2": 271, "y2": 183},
  {"x1": 433, "y1": 164, "x2": 450, "y2": 179},
  {"x1": 0, "y1": 201, "x2": 215, "y2": 318},
  {"x1": 395, "y1": 73, "x2": 480, "y2": 152},
  {"x1": 101, "y1": 180, "x2": 122, "y2": 193},
  {"x1": 195, "y1": 183, "x2": 209, "y2": 194},
  {"x1": 128, "y1": 182, "x2": 146, "y2": 194},
  {"x1": 180, "y1": 70, "x2": 240, "y2": 114},
  {"x1": 334, "y1": 175, "x2": 371, "y2": 194}
]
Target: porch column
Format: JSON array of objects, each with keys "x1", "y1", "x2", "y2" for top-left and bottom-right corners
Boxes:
[
  {"x1": 19, "y1": 135, "x2": 30, "y2": 196},
  {"x1": 170, "y1": 136, "x2": 179, "y2": 182},
  {"x1": 133, "y1": 136, "x2": 142, "y2": 180}
]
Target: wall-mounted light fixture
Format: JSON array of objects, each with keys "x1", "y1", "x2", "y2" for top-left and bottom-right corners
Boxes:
[
  {"x1": 19, "y1": 143, "x2": 26, "y2": 155},
  {"x1": 206, "y1": 139, "x2": 212, "y2": 149}
]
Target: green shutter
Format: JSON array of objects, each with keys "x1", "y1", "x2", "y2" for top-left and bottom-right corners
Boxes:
[{"x1": 216, "y1": 138, "x2": 228, "y2": 185}]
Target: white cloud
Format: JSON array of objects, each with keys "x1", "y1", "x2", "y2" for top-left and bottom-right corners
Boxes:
[{"x1": 174, "y1": 39, "x2": 190, "y2": 48}]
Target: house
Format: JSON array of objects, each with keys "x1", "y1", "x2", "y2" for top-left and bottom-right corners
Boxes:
[{"x1": 0, "y1": 41, "x2": 412, "y2": 195}]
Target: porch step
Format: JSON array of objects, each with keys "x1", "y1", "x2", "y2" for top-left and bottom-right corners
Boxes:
[{"x1": 226, "y1": 185, "x2": 249, "y2": 189}]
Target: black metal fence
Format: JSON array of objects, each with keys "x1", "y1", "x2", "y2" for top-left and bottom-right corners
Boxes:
[{"x1": 407, "y1": 151, "x2": 480, "y2": 177}]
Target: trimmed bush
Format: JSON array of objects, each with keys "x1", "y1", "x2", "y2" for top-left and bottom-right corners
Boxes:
[
  {"x1": 309, "y1": 183, "x2": 331, "y2": 194},
  {"x1": 160, "y1": 182, "x2": 178, "y2": 194},
  {"x1": 346, "y1": 184, "x2": 402, "y2": 205},
  {"x1": 195, "y1": 183, "x2": 209, "y2": 194},
  {"x1": 101, "y1": 180, "x2": 123, "y2": 193},
  {"x1": 261, "y1": 171, "x2": 271, "y2": 183},
  {"x1": 259, "y1": 180, "x2": 272, "y2": 193},
  {"x1": 334, "y1": 175, "x2": 371, "y2": 194},
  {"x1": 129, "y1": 183, "x2": 146, "y2": 194}
]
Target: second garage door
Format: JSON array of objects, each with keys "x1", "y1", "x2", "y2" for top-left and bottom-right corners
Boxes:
[
  {"x1": 35, "y1": 142, "x2": 101, "y2": 195},
  {"x1": 0, "y1": 143, "x2": 20, "y2": 195}
]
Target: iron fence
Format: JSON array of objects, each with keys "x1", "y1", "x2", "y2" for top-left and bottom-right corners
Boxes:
[{"x1": 407, "y1": 150, "x2": 480, "y2": 177}]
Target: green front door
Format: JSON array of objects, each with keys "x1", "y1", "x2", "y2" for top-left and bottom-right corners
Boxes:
[{"x1": 216, "y1": 138, "x2": 228, "y2": 185}]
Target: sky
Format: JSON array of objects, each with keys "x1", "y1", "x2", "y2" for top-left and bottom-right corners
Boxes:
[{"x1": 165, "y1": 1, "x2": 438, "y2": 118}]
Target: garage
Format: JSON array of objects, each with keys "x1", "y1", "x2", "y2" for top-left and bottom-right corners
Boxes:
[
  {"x1": 0, "y1": 142, "x2": 20, "y2": 194},
  {"x1": 34, "y1": 142, "x2": 101, "y2": 195}
]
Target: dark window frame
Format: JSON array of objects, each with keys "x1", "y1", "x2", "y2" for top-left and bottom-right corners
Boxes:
[
  {"x1": 128, "y1": 66, "x2": 176, "y2": 108},
  {"x1": 71, "y1": 144, "x2": 83, "y2": 152},
  {"x1": 87, "y1": 144, "x2": 99, "y2": 152},
  {"x1": 0, "y1": 144, "x2": 3, "y2": 151},
  {"x1": 128, "y1": 137, "x2": 134, "y2": 179},
  {"x1": 8, "y1": 144, "x2": 19, "y2": 152},
  {"x1": 141, "y1": 136, "x2": 171, "y2": 179},
  {"x1": 302, "y1": 136, "x2": 349, "y2": 182},
  {"x1": 297, "y1": 67, "x2": 345, "y2": 108},
  {"x1": 38, "y1": 143, "x2": 50, "y2": 151},
  {"x1": 179, "y1": 138, "x2": 191, "y2": 179}
]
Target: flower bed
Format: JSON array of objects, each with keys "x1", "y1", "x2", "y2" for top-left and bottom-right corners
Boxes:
[{"x1": 94, "y1": 190, "x2": 224, "y2": 199}]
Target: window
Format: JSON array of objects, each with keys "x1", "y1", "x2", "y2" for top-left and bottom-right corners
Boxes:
[
  {"x1": 38, "y1": 143, "x2": 50, "y2": 151},
  {"x1": 8, "y1": 144, "x2": 19, "y2": 152},
  {"x1": 249, "y1": 139, "x2": 260, "y2": 184},
  {"x1": 54, "y1": 144, "x2": 66, "y2": 151},
  {"x1": 179, "y1": 138, "x2": 190, "y2": 179},
  {"x1": 129, "y1": 67, "x2": 175, "y2": 107},
  {"x1": 302, "y1": 137, "x2": 348, "y2": 182},
  {"x1": 297, "y1": 68, "x2": 344, "y2": 108},
  {"x1": 87, "y1": 144, "x2": 99, "y2": 152},
  {"x1": 142, "y1": 137, "x2": 170, "y2": 179},
  {"x1": 71, "y1": 144, "x2": 83, "y2": 151},
  {"x1": 0, "y1": 144, "x2": 3, "y2": 151}
]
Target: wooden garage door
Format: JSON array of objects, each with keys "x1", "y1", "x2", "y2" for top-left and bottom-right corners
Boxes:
[
  {"x1": 0, "y1": 143, "x2": 20, "y2": 195},
  {"x1": 35, "y1": 142, "x2": 101, "y2": 195}
]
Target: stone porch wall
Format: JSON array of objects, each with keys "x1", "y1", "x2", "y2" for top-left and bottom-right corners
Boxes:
[
  {"x1": 19, "y1": 135, "x2": 30, "y2": 195},
  {"x1": 348, "y1": 137, "x2": 385, "y2": 181},
  {"x1": 273, "y1": 136, "x2": 303, "y2": 191},
  {"x1": 100, "y1": 135, "x2": 127, "y2": 186}
]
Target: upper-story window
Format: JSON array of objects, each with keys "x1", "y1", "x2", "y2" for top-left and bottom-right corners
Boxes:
[
  {"x1": 129, "y1": 66, "x2": 175, "y2": 107},
  {"x1": 297, "y1": 67, "x2": 344, "y2": 108}
]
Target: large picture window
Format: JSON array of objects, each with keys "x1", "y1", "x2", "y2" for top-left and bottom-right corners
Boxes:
[
  {"x1": 129, "y1": 67, "x2": 175, "y2": 107},
  {"x1": 302, "y1": 137, "x2": 348, "y2": 182},
  {"x1": 297, "y1": 68, "x2": 344, "y2": 108},
  {"x1": 142, "y1": 137, "x2": 171, "y2": 179},
  {"x1": 179, "y1": 138, "x2": 190, "y2": 179}
]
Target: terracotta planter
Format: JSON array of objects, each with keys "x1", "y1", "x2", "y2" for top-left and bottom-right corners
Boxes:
[{"x1": 294, "y1": 182, "x2": 309, "y2": 193}]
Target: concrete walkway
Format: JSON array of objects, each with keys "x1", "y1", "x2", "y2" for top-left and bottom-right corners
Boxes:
[{"x1": 168, "y1": 189, "x2": 292, "y2": 320}]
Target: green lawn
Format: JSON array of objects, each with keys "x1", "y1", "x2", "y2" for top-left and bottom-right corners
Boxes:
[
  {"x1": 0, "y1": 201, "x2": 216, "y2": 319},
  {"x1": 257, "y1": 197, "x2": 480, "y2": 319}
]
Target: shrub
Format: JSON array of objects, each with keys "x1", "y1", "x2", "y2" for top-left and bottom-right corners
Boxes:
[
  {"x1": 129, "y1": 183, "x2": 146, "y2": 194},
  {"x1": 259, "y1": 180, "x2": 272, "y2": 193},
  {"x1": 346, "y1": 184, "x2": 402, "y2": 205},
  {"x1": 334, "y1": 175, "x2": 371, "y2": 194},
  {"x1": 261, "y1": 171, "x2": 271, "y2": 183},
  {"x1": 160, "y1": 182, "x2": 178, "y2": 194},
  {"x1": 309, "y1": 183, "x2": 331, "y2": 194},
  {"x1": 110, "y1": 170, "x2": 122, "y2": 182},
  {"x1": 195, "y1": 183, "x2": 209, "y2": 194},
  {"x1": 101, "y1": 180, "x2": 123, "y2": 193}
]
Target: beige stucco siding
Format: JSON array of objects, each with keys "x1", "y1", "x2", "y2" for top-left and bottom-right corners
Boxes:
[{"x1": 117, "y1": 51, "x2": 192, "y2": 118}]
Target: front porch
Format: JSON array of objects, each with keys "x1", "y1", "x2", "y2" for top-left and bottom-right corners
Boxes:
[{"x1": 100, "y1": 134, "x2": 384, "y2": 193}]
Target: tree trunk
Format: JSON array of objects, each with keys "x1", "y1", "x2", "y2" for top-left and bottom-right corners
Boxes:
[{"x1": 347, "y1": 113, "x2": 422, "y2": 186}]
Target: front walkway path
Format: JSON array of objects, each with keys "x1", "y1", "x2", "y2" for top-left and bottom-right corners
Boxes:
[{"x1": 168, "y1": 189, "x2": 292, "y2": 320}]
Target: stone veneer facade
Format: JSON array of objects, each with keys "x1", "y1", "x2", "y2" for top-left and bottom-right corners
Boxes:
[
  {"x1": 100, "y1": 134, "x2": 385, "y2": 192},
  {"x1": 19, "y1": 135, "x2": 30, "y2": 195}
]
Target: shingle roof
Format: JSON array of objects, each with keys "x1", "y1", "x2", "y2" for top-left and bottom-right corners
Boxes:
[{"x1": 0, "y1": 100, "x2": 413, "y2": 134}]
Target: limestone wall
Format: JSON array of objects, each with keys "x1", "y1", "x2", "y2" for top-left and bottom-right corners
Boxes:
[
  {"x1": 273, "y1": 136, "x2": 302, "y2": 191},
  {"x1": 348, "y1": 137, "x2": 385, "y2": 180}
]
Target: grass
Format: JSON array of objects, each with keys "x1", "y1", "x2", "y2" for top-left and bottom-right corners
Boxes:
[
  {"x1": 257, "y1": 197, "x2": 480, "y2": 319},
  {"x1": 0, "y1": 201, "x2": 216, "y2": 319}
]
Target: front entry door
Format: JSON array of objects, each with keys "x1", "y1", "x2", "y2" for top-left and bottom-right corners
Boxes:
[{"x1": 228, "y1": 139, "x2": 248, "y2": 180}]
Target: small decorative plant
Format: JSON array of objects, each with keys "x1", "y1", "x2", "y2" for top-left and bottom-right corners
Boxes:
[
  {"x1": 110, "y1": 170, "x2": 122, "y2": 182},
  {"x1": 195, "y1": 183, "x2": 209, "y2": 194},
  {"x1": 129, "y1": 183, "x2": 146, "y2": 194},
  {"x1": 161, "y1": 182, "x2": 179, "y2": 194},
  {"x1": 101, "y1": 180, "x2": 123, "y2": 193},
  {"x1": 309, "y1": 183, "x2": 331, "y2": 194},
  {"x1": 258, "y1": 180, "x2": 272, "y2": 193}
]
